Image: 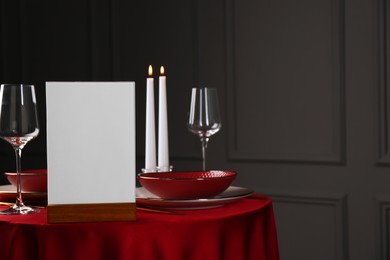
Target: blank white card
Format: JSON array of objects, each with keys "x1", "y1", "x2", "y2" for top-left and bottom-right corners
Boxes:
[{"x1": 46, "y1": 82, "x2": 136, "y2": 205}]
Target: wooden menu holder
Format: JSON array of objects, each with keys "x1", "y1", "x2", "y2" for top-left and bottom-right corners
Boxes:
[
  {"x1": 46, "y1": 82, "x2": 136, "y2": 223},
  {"x1": 47, "y1": 203, "x2": 136, "y2": 223}
]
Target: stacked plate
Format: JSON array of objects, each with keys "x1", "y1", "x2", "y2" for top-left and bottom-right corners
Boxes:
[
  {"x1": 5, "y1": 169, "x2": 47, "y2": 192},
  {"x1": 137, "y1": 170, "x2": 253, "y2": 209}
]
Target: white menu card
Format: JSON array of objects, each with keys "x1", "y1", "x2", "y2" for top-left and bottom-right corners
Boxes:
[{"x1": 46, "y1": 82, "x2": 136, "y2": 205}]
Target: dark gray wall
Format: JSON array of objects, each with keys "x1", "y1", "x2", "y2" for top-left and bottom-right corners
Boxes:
[{"x1": 1, "y1": 0, "x2": 389, "y2": 259}]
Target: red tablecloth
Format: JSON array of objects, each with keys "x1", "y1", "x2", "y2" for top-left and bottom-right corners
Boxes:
[{"x1": 0, "y1": 195, "x2": 279, "y2": 260}]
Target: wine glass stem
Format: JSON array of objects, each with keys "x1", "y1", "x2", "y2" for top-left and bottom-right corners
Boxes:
[
  {"x1": 14, "y1": 148, "x2": 24, "y2": 207},
  {"x1": 200, "y1": 137, "x2": 209, "y2": 171}
]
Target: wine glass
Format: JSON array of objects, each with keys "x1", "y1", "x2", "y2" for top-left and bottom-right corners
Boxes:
[
  {"x1": 187, "y1": 88, "x2": 221, "y2": 170},
  {"x1": 0, "y1": 84, "x2": 40, "y2": 215}
]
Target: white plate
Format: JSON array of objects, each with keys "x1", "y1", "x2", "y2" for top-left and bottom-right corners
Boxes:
[{"x1": 136, "y1": 186, "x2": 253, "y2": 210}]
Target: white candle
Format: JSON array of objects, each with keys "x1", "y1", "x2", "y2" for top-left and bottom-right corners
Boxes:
[
  {"x1": 158, "y1": 66, "x2": 169, "y2": 171},
  {"x1": 145, "y1": 65, "x2": 157, "y2": 172}
]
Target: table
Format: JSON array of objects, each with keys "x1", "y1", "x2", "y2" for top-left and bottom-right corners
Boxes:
[{"x1": 0, "y1": 194, "x2": 279, "y2": 260}]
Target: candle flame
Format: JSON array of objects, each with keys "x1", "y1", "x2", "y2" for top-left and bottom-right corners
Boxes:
[
  {"x1": 160, "y1": 66, "x2": 165, "y2": 75},
  {"x1": 148, "y1": 65, "x2": 153, "y2": 76}
]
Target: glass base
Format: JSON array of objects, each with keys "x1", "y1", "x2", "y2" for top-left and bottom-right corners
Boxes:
[{"x1": 0, "y1": 204, "x2": 40, "y2": 215}]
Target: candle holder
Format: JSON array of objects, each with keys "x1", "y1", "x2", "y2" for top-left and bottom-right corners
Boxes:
[
  {"x1": 141, "y1": 168, "x2": 158, "y2": 174},
  {"x1": 157, "y1": 165, "x2": 173, "y2": 173}
]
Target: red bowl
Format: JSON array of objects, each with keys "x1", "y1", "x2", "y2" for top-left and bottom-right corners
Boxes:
[
  {"x1": 5, "y1": 169, "x2": 47, "y2": 192},
  {"x1": 137, "y1": 170, "x2": 236, "y2": 199}
]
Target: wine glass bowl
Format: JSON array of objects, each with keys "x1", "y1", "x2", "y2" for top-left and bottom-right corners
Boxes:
[
  {"x1": 187, "y1": 123, "x2": 221, "y2": 138},
  {"x1": 187, "y1": 88, "x2": 221, "y2": 170},
  {"x1": 0, "y1": 84, "x2": 40, "y2": 215}
]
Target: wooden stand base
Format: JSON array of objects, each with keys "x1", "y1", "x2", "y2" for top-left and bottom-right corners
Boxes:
[{"x1": 47, "y1": 202, "x2": 136, "y2": 223}]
